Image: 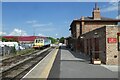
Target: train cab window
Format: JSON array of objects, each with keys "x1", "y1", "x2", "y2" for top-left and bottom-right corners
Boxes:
[
  {"x1": 36, "y1": 40, "x2": 38, "y2": 43},
  {"x1": 38, "y1": 40, "x2": 39, "y2": 43},
  {"x1": 40, "y1": 40, "x2": 43, "y2": 43},
  {"x1": 39, "y1": 40, "x2": 41, "y2": 43},
  {"x1": 36, "y1": 39, "x2": 40, "y2": 43}
]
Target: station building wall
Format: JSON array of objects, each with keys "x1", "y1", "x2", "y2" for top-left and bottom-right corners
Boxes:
[{"x1": 80, "y1": 26, "x2": 119, "y2": 65}]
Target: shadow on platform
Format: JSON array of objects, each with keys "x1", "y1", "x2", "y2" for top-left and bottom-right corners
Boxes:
[{"x1": 60, "y1": 46, "x2": 90, "y2": 62}]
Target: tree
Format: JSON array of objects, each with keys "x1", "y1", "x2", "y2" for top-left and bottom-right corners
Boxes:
[
  {"x1": 56, "y1": 38, "x2": 59, "y2": 40},
  {"x1": 59, "y1": 37, "x2": 64, "y2": 43},
  {"x1": 2, "y1": 37, "x2": 19, "y2": 42},
  {"x1": 2, "y1": 38, "x2": 8, "y2": 42},
  {"x1": 8, "y1": 38, "x2": 14, "y2": 42},
  {"x1": 48, "y1": 37, "x2": 57, "y2": 44}
]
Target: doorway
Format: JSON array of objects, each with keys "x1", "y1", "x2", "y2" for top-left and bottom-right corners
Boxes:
[{"x1": 94, "y1": 38, "x2": 99, "y2": 59}]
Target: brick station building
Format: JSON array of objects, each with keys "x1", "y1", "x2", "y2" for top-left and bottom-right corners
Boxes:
[{"x1": 68, "y1": 3, "x2": 120, "y2": 65}]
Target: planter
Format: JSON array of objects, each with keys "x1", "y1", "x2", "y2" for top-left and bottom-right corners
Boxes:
[{"x1": 93, "y1": 60, "x2": 101, "y2": 64}]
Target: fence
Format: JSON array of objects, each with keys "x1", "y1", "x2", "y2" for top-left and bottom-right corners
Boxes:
[
  {"x1": 0, "y1": 46, "x2": 16, "y2": 56},
  {"x1": 0, "y1": 43, "x2": 33, "y2": 56}
]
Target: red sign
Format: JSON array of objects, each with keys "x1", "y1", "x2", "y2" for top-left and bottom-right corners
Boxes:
[{"x1": 108, "y1": 38, "x2": 117, "y2": 43}]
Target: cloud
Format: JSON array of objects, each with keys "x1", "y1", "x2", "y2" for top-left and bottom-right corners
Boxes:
[
  {"x1": 101, "y1": 2, "x2": 119, "y2": 12},
  {"x1": 55, "y1": 34, "x2": 58, "y2": 36},
  {"x1": 0, "y1": 31, "x2": 7, "y2": 36},
  {"x1": 27, "y1": 21, "x2": 55, "y2": 32},
  {"x1": 26, "y1": 20, "x2": 37, "y2": 24},
  {"x1": 38, "y1": 33, "x2": 45, "y2": 36},
  {"x1": 109, "y1": 0, "x2": 119, "y2": 2},
  {"x1": 8, "y1": 28, "x2": 28, "y2": 36},
  {"x1": 26, "y1": 20, "x2": 56, "y2": 33},
  {"x1": 36, "y1": 27, "x2": 56, "y2": 32},
  {"x1": 26, "y1": 20, "x2": 53, "y2": 27},
  {"x1": 32, "y1": 22, "x2": 53, "y2": 27}
]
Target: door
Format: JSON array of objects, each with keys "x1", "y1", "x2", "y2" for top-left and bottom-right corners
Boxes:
[
  {"x1": 94, "y1": 38, "x2": 99, "y2": 59},
  {"x1": 87, "y1": 39, "x2": 89, "y2": 54}
]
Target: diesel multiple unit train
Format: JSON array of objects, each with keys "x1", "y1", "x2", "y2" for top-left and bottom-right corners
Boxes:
[{"x1": 33, "y1": 37, "x2": 51, "y2": 49}]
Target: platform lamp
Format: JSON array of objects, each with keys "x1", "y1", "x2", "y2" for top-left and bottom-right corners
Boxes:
[
  {"x1": 80, "y1": 36, "x2": 84, "y2": 39},
  {"x1": 80, "y1": 35, "x2": 84, "y2": 53},
  {"x1": 94, "y1": 32, "x2": 99, "y2": 38}
]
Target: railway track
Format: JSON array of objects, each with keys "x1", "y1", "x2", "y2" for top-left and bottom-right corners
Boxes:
[
  {"x1": 1, "y1": 47, "x2": 53, "y2": 80},
  {"x1": 0, "y1": 50, "x2": 40, "y2": 71}
]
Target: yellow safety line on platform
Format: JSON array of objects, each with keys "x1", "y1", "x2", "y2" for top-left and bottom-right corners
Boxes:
[{"x1": 39, "y1": 48, "x2": 59, "y2": 79}]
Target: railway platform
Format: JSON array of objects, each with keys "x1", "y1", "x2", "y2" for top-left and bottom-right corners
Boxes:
[
  {"x1": 22, "y1": 48, "x2": 58, "y2": 79},
  {"x1": 22, "y1": 46, "x2": 118, "y2": 80},
  {"x1": 59, "y1": 46, "x2": 118, "y2": 79}
]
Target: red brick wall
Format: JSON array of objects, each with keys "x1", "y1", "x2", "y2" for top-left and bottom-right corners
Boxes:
[
  {"x1": 82, "y1": 22, "x2": 117, "y2": 34},
  {"x1": 92, "y1": 10, "x2": 100, "y2": 20},
  {"x1": 81, "y1": 26, "x2": 119, "y2": 65}
]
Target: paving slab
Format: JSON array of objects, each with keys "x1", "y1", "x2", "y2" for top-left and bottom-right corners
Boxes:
[{"x1": 60, "y1": 46, "x2": 118, "y2": 79}]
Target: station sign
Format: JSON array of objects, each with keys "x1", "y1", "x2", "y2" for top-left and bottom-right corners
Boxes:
[{"x1": 107, "y1": 38, "x2": 117, "y2": 43}]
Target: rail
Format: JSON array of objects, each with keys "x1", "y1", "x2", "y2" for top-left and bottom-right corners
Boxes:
[{"x1": 0, "y1": 47, "x2": 54, "y2": 80}]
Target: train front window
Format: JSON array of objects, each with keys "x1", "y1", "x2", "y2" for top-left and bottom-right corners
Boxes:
[
  {"x1": 36, "y1": 40, "x2": 38, "y2": 43},
  {"x1": 39, "y1": 40, "x2": 41, "y2": 43},
  {"x1": 40, "y1": 40, "x2": 43, "y2": 43},
  {"x1": 36, "y1": 39, "x2": 40, "y2": 43}
]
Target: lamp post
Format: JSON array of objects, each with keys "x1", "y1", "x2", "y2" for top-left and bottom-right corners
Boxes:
[
  {"x1": 33, "y1": 28, "x2": 36, "y2": 36},
  {"x1": 80, "y1": 36, "x2": 84, "y2": 39},
  {"x1": 94, "y1": 32, "x2": 99, "y2": 38},
  {"x1": 80, "y1": 35, "x2": 84, "y2": 53}
]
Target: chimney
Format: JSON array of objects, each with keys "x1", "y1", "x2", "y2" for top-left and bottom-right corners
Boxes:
[
  {"x1": 81, "y1": 16, "x2": 84, "y2": 20},
  {"x1": 92, "y1": 3, "x2": 101, "y2": 20}
]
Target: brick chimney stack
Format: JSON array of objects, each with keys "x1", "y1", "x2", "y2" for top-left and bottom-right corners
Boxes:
[{"x1": 92, "y1": 3, "x2": 101, "y2": 20}]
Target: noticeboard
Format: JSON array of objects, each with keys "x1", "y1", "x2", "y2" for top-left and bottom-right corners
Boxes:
[{"x1": 107, "y1": 38, "x2": 117, "y2": 43}]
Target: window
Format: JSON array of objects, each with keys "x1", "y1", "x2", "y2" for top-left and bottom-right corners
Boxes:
[
  {"x1": 36, "y1": 40, "x2": 38, "y2": 43},
  {"x1": 39, "y1": 40, "x2": 41, "y2": 43},
  {"x1": 35, "y1": 39, "x2": 41, "y2": 43},
  {"x1": 40, "y1": 39, "x2": 43, "y2": 43}
]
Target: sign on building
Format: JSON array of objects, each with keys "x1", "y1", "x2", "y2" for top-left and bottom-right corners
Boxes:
[{"x1": 107, "y1": 38, "x2": 117, "y2": 43}]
